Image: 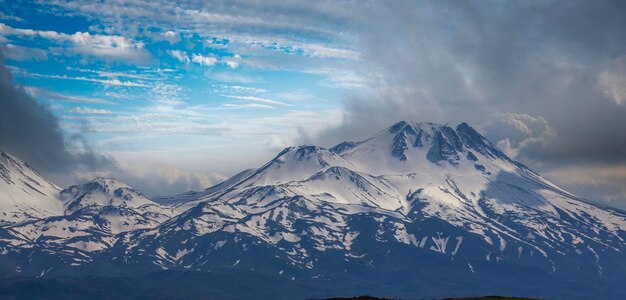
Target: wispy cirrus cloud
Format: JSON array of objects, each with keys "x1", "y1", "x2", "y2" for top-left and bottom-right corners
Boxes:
[
  {"x1": 24, "y1": 86, "x2": 116, "y2": 105},
  {"x1": 213, "y1": 84, "x2": 267, "y2": 95},
  {"x1": 222, "y1": 95, "x2": 291, "y2": 107},
  {"x1": 222, "y1": 103, "x2": 274, "y2": 110},
  {"x1": 70, "y1": 107, "x2": 114, "y2": 114},
  {"x1": 207, "y1": 72, "x2": 262, "y2": 84}
]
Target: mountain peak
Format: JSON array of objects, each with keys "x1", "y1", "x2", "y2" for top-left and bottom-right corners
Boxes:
[
  {"x1": 87, "y1": 177, "x2": 130, "y2": 190},
  {"x1": 61, "y1": 177, "x2": 155, "y2": 214},
  {"x1": 325, "y1": 120, "x2": 522, "y2": 176},
  {"x1": 387, "y1": 120, "x2": 450, "y2": 135},
  {"x1": 0, "y1": 151, "x2": 16, "y2": 161}
]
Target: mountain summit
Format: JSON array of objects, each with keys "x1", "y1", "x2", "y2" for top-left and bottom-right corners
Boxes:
[{"x1": 0, "y1": 122, "x2": 625, "y2": 299}]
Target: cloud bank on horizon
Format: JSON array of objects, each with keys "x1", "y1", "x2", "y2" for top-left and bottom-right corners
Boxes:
[{"x1": 1, "y1": 0, "x2": 626, "y2": 208}]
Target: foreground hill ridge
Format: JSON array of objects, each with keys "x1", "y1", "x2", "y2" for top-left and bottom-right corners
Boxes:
[{"x1": 0, "y1": 120, "x2": 625, "y2": 299}]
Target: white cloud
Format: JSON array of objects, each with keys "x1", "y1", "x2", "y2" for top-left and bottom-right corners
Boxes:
[
  {"x1": 225, "y1": 60, "x2": 239, "y2": 69},
  {"x1": 213, "y1": 84, "x2": 267, "y2": 94},
  {"x1": 70, "y1": 107, "x2": 114, "y2": 114},
  {"x1": 191, "y1": 53, "x2": 217, "y2": 67},
  {"x1": 28, "y1": 72, "x2": 150, "y2": 87},
  {"x1": 162, "y1": 30, "x2": 179, "y2": 44},
  {"x1": 169, "y1": 51, "x2": 217, "y2": 67},
  {"x1": 207, "y1": 72, "x2": 262, "y2": 83},
  {"x1": 222, "y1": 95, "x2": 291, "y2": 107},
  {"x1": 223, "y1": 54, "x2": 242, "y2": 69},
  {"x1": 482, "y1": 113, "x2": 557, "y2": 158},
  {"x1": 0, "y1": 12, "x2": 23, "y2": 22},
  {"x1": 66, "y1": 67, "x2": 161, "y2": 81},
  {"x1": 72, "y1": 111, "x2": 228, "y2": 135},
  {"x1": 168, "y1": 50, "x2": 190, "y2": 63},
  {"x1": 150, "y1": 83, "x2": 184, "y2": 107},
  {"x1": 223, "y1": 103, "x2": 273, "y2": 109},
  {"x1": 0, "y1": 23, "x2": 148, "y2": 62},
  {"x1": 224, "y1": 34, "x2": 360, "y2": 60}
]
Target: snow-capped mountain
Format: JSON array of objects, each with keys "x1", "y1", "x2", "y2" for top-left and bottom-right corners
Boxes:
[
  {"x1": 60, "y1": 177, "x2": 179, "y2": 233},
  {"x1": 0, "y1": 170, "x2": 178, "y2": 268},
  {"x1": 0, "y1": 121, "x2": 625, "y2": 299},
  {"x1": 0, "y1": 152, "x2": 63, "y2": 224},
  {"x1": 118, "y1": 121, "x2": 626, "y2": 298}
]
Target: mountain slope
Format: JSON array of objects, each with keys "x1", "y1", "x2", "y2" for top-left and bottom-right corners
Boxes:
[
  {"x1": 154, "y1": 168, "x2": 257, "y2": 209},
  {"x1": 0, "y1": 152, "x2": 63, "y2": 224}
]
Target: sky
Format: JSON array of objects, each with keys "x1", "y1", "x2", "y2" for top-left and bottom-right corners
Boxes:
[{"x1": 1, "y1": 1, "x2": 626, "y2": 209}]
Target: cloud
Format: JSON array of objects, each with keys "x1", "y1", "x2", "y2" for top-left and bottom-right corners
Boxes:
[
  {"x1": 225, "y1": 60, "x2": 239, "y2": 69},
  {"x1": 482, "y1": 113, "x2": 556, "y2": 159},
  {"x1": 168, "y1": 50, "x2": 190, "y2": 64},
  {"x1": 213, "y1": 84, "x2": 267, "y2": 95},
  {"x1": 0, "y1": 52, "x2": 114, "y2": 178},
  {"x1": 191, "y1": 54, "x2": 217, "y2": 67},
  {"x1": 222, "y1": 103, "x2": 274, "y2": 110},
  {"x1": 304, "y1": 1, "x2": 626, "y2": 208},
  {"x1": 71, "y1": 164, "x2": 227, "y2": 198},
  {"x1": 207, "y1": 72, "x2": 262, "y2": 84},
  {"x1": 70, "y1": 107, "x2": 114, "y2": 114},
  {"x1": 222, "y1": 95, "x2": 291, "y2": 107},
  {"x1": 0, "y1": 12, "x2": 23, "y2": 22},
  {"x1": 304, "y1": 67, "x2": 373, "y2": 89},
  {"x1": 28, "y1": 72, "x2": 150, "y2": 87},
  {"x1": 161, "y1": 30, "x2": 180, "y2": 44},
  {"x1": 0, "y1": 23, "x2": 149, "y2": 62},
  {"x1": 65, "y1": 66, "x2": 167, "y2": 81},
  {"x1": 0, "y1": 44, "x2": 47, "y2": 61},
  {"x1": 227, "y1": 35, "x2": 360, "y2": 60},
  {"x1": 48, "y1": 0, "x2": 353, "y2": 39},
  {"x1": 598, "y1": 55, "x2": 626, "y2": 106},
  {"x1": 24, "y1": 87, "x2": 116, "y2": 105},
  {"x1": 543, "y1": 165, "x2": 626, "y2": 210},
  {"x1": 150, "y1": 82, "x2": 184, "y2": 107},
  {"x1": 169, "y1": 51, "x2": 218, "y2": 67}
]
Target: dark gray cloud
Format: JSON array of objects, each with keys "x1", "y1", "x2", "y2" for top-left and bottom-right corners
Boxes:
[
  {"x1": 0, "y1": 52, "x2": 114, "y2": 178},
  {"x1": 309, "y1": 0, "x2": 626, "y2": 207}
]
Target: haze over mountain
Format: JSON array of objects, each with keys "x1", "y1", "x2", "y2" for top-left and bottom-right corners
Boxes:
[{"x1": 0, "y1": 121, "x2": 624, "y2": 299}]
